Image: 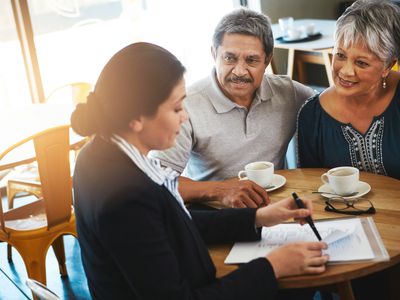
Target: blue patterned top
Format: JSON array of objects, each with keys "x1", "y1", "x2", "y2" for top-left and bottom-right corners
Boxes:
[{"x1": 297, "y1": 83, "x2": 400, "y2": 180}]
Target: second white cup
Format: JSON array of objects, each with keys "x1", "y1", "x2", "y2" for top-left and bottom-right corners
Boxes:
[
  {"x1": 304, "y1": 23, "x2": 316, "y2": 35},
  {"x1": 278, "y1": 16, "x2": 294, "y2": 37},
  {"x1": 321, "y1": 166, "x2": 359, "y2": 196},
  {"x1": 238, "y1": 161, "x2": 274, "y2": 188}
]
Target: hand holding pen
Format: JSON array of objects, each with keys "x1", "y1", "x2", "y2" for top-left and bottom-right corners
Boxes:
[
  {"x1": 254, "y1": 193, "x2": 328, "y2": 278},
  {"x1": 292, "y1": 192, "x2": 322, "y2": 241},
  {"x1": 255, "y1": 193, "x2": 318, "y2": 228}
]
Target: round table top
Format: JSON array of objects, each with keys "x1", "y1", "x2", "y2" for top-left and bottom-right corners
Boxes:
[{"x1": 208, "y1": 168, "x2": 400, "y2": 288}]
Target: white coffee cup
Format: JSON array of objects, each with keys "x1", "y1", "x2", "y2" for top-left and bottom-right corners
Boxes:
[
  {"x1": 238, "y1": 161, "x2": 274, "y2": 188},
  {"x1": 278, "y1": 17, "x2": 294, "y2": 37},
  {"x1": 304, "y1": 23, "x2": 316, "y2": 35},
  {"x1": 321, "y1": 166, "x2": 359, "y2": 196},
  {"x1": 287, "y1": 28, "x2": 302, "y2": 39}
]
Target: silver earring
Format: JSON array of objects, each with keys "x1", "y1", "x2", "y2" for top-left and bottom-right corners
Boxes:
[{"x1": 382, "y1": 77, "x2": 387, "y2": 89}]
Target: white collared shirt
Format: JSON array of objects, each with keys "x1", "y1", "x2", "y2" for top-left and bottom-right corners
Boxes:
[{"x1": 111, "y1": 134, "x2": 191, "y2": 218}]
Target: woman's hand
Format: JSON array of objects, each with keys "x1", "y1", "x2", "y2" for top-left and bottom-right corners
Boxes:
[
  {"x1": 255, "y1": 195, "x2": 314, "y2": 228},
  {"x1": 267, "y1": 242, "x2": 329, "y2": 279}
]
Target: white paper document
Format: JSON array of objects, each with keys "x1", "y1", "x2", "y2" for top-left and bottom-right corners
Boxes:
[{"x1": 225, "y1": 218, "x2": 380, "y2": 264}]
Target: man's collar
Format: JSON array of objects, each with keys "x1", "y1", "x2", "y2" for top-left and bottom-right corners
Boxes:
[{"x1": 256, "y1": 73, "x2": 273, "y2": 102}]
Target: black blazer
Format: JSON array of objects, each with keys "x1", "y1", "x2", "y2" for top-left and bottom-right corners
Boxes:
[{"x1": 73, "y1": 136, "x2": 277, "y2": 300}]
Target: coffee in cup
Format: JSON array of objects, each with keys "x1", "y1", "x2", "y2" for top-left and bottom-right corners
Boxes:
[
  {"x1": 321, "y1": 166, "x2": 359, "y2": 196},
  {"x1": 238, "y1": 161, "x2": 274, "y2": 188}
]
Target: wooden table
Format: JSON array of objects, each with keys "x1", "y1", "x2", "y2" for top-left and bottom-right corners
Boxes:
[
  {"x1": 208, "y1": 168, "x2": 400, "y2": 300},
  {"x1": 271, "y1": 19, "x2": 336, "y2": 86}
]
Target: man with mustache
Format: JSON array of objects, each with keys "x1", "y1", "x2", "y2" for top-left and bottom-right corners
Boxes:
[{"x1": 151, "y1": 8, "x2": 315, "y2": 208}]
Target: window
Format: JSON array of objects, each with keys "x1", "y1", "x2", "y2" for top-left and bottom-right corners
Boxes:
[
  {"x1": 26, "y1": 0, "x2": 238, "y2": 99},
  {"x1": 0, "y1": 0, "x2": 31, "y2": 109},
  {"x1": 1, "y1": 0, "x2": 244, "y2": 109}
]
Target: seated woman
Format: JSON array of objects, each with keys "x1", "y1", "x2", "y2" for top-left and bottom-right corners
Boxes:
[
  {"x1": 71, "y1": 42, "x2": 327, "y2": 300},
  {"x1": 297, "y1": 0, "x2": 400, "y2": 180}
]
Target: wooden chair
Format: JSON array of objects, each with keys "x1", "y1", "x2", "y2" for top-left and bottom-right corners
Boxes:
[
  {"x1": 0, "y1": 125, "x2": 77, "y2": 298},
  {"x1": 393, "y1": 61, "x2": 399, "y2": 72},
  {"x1": 45, "y1": 81, "x2": 93, "y2": 105},
  {"x1": 6, "y1": 82, "x2": 92, "y2": 229}
]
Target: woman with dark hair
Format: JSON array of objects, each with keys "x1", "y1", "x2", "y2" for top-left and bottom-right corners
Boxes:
[{"x1": 72, "y1": 42, "x2": 327, "y2": 300}]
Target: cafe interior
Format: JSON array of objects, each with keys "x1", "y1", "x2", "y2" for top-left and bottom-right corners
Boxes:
[{"x1": 1, "y1": 0, "x2": 399, "y2": 299}]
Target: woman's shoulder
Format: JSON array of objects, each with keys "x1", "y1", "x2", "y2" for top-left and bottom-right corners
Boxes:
[
  {"x1": 77, "y1": 138, "x2": 158, "y2": 193},
  {"x1": 298, "y1": 92, "x2": 322, "y2": 116},
  {"x1": 97, "y1": 174, "x2": 166, "y2": 222}
]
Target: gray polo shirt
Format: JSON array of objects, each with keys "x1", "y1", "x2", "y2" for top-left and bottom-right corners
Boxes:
[{"x1": 150, "y1": 70, "x2": 314, "y2": 181}]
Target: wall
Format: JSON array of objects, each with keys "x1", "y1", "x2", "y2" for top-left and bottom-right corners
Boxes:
[
  {"x1": 260, "y1": 0, "x2": 344, "y2": 77},
  {"x1": 261, "y1": 0, "x2": 342, "y2": 23}
]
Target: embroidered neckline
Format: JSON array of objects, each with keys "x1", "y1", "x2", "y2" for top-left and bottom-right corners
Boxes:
[
  {"x1": 317, "y1": 81, "x2": 400, "y2": 136},
  {"x1": 341, "y1": 117, "x2": 387, "y2": 175}
]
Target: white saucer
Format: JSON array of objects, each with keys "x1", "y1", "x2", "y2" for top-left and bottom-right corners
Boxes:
[
  {"x1": 317, "y1": 181, "x2": 371, "y2": 200},
  {"x1": 266, "y1": 174, "x2": 286, "y2": 192},
  {"x1": 281, "y1": 32, "x2": 321, "y2": 42},
  {"x1": 282, "y1": 33, "x2": 308, "y2": 42},
  {"x1": 239, "y1": 174, "x2": 286, "y2": 192}
]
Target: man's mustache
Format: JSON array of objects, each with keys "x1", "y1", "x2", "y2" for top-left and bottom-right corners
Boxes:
[{"x1": 227, "y1": 75, "x2": 253, "y2": 83}]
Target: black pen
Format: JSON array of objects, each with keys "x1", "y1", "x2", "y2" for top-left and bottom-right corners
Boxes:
[{"x1": 292, "y1": 192, "x2": 322, "y2": 241}]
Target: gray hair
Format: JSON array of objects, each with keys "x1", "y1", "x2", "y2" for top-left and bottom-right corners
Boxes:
[
  {"x1": 335, "y1": 0, "x2": 400, "y2": 66},
  {"x1": 212, "y1": 8, "x2": 274, "y2": 58}
]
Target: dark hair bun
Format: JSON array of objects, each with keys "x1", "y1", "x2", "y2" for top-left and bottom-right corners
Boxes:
[{"x1": 71, "y1": 92, "x2": 104, "y2": 136}]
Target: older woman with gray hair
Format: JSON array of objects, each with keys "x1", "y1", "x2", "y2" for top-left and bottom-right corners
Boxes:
[{"x1": 297, "y1": 0, "x2": 400, "y2": 180}]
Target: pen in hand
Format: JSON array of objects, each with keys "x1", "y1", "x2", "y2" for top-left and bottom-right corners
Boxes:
[{"x1": 292, "y1": 192, "x2": 322, "y2": 241}]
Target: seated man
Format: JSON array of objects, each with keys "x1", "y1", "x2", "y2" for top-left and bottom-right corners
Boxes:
[{"x1": 151, "y1": 8, "x2": 315, "y2": 208}]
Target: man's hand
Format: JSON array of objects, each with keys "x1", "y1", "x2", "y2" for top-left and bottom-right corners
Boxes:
[
  {"x1": 178, "y1": 177, "x2": 270, "y2": 208},
  {"x1": 212, "y1": 178, "x2": 270, "y2": 208}
]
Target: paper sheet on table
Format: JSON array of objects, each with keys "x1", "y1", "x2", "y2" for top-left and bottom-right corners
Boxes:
[{"x1": 225, "y1": 218, "x2": 375, "y2": 264}]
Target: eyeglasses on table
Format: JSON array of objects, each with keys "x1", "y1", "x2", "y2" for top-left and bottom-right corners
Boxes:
[{"x1": 325, "y1": 198, "x2": 376, "y2": 215}]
